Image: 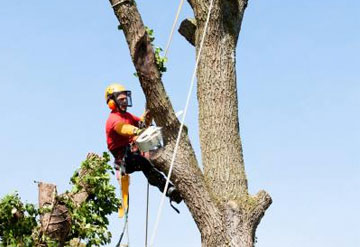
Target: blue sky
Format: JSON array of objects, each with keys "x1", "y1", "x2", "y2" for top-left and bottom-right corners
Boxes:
[{"x1": 1, "y1": 0, "x2": 359, "y2": 246}]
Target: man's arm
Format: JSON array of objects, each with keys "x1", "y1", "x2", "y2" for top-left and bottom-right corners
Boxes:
[{"x1": 114, "y1": 122, "x2": 142, "y2": 136}]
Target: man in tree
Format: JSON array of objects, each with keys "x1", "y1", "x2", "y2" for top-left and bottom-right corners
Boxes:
[{"x1": 105, "y1": 83, "x2": 182, "y2": 204}]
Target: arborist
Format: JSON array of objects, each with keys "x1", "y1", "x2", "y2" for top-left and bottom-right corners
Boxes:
[{"x1": 105, "y1": 83, "x2": 183, "y2": 204}]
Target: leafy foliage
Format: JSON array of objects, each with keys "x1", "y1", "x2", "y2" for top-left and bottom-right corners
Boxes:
[
  {"x1": 154, "y1": 47, "x2": 167, "y2": 75},
  {"x1": 145, "y1": 26, "x2": 168, "y2": 76},
  {"x1": 0, "y1": 152, "x2": 120, "y2": 247},
  {"x1": 62, "y1": 152, "x2": 121, "y2": 246},
  {"x1": 132, "y1": 26, "x2": 167, "y2": 78},
  {"x1": 0, "y1": 193, "x2": 38, "y2": 247},
  {"x1": 133, "y1": 27, "x2": 167, "y2": 77}
]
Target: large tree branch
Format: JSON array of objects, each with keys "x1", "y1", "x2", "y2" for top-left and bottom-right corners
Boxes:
[{"x1": 110, "y1": 0, "x2": 181, "y2": 142}]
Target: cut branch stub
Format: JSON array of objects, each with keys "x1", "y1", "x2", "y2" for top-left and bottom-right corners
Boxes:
[
  {"x1": 178, "y1": 18, "x2": 197, "y2": 46},
  {"x1": 38, "y1": 183, "x2": 71, "y2": 242},
  {"x1": 249, "y1": 190, "x2": 272, "y2": 227},
  {"x1": 223, "y1": 192, "x2": 272, "y2": 246}
]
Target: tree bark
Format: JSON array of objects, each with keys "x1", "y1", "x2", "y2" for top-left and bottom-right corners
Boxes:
[
  {"x1": 108, "y1": 0, "x2": 272, "y2": 246},
  {"x1": 194, "y1": 0, "x2": 249, "y2": 201}
]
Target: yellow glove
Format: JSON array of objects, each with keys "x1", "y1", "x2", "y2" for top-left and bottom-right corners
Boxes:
[
  {"x1": 114, "y1": 122, "x2": 139, "y2": 136},
  {"x1": 133, "y1": 128, "x2": 144, "y2": 136}
]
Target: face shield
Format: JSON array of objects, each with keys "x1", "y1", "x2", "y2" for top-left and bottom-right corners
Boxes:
[{"x1": 114, "y1": 91, "x2": 132, "y2": 108}]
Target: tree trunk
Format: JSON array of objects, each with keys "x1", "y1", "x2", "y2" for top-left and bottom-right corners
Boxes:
[
  {"x1": 108, "y1": 0, "x2": 272, "y2": 246},
  {"x1": 196, "y1": 13, "x2": 248, "y2": 201}
]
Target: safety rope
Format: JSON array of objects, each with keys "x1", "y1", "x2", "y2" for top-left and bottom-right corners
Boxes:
[
  {"x1": 149, "y1": 0, "x2": 215, "y2": 245},
  {"x1": 164, "y1": 0, "x2": 185, "y2": 58},
  {"x1": 144, "y1": 182, "x2": 150, "y2": 247},
  {"x1": 115, "y1": 210, "x2": 129, "y2": 247},
  {"x1": 126, "y1": 215, "x2": 130, "y2": 247}
]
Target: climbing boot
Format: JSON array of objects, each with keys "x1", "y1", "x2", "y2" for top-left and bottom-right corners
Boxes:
[{"x1": 166, "y1": 186, "x2": 182, "y2": 204}]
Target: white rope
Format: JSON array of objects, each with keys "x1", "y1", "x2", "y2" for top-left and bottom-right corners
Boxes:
[
  {"x1": 164, "y1": 0, "x2": 185, "y2": 58},
  {"x1": 112, "y1": 0, "x2": 184, "y2": 58},
  {"x1": 149, "y1": 0, "x2": 215, "y2": 245},
  {"x1": 126, "y1": 217, "x2": 130, "y2": 247},
  {"x1": 145, "y1": 182, "x2": 150, "y2": 247}
]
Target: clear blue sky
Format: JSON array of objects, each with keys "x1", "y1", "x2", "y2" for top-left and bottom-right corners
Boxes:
[{"x1": 1, "y1": 1, "x2": 359, "y2": 246}]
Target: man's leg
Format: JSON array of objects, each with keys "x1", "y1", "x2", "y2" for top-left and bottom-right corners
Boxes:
[{"x1": 124, "y1": 151, "x2": 182, "y2": 203}]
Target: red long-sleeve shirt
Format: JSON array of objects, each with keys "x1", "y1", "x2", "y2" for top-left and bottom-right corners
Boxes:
[{"x1": 105, "y1": 110, "x2": 140, "y2": 151}]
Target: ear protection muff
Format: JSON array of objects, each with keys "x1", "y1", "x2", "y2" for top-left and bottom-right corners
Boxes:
[
  {"x1": 106, "y1": 91, "x2": 131, "y2": 111},
  {"x1": 107, "y1": 94, "x2": 118, "y2": 110},
  {"x1": 107, "y1": 99, "x2": 117, "y2": 110}
]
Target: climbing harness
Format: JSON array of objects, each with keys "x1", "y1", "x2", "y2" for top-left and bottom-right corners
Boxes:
[{"x1": 149, "y1": 0, "x2": 215, "y2": 245}]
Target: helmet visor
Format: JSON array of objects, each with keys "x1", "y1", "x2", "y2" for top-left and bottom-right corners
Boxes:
[{"x1": 114, "y1": 91, "x2": 132, "y2": 107}]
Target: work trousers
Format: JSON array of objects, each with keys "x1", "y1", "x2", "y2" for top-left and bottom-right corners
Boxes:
[{"x1": 111, "y1": 147, "x2": 170, "y2": 193}]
